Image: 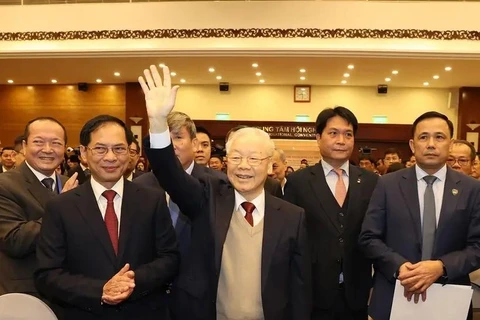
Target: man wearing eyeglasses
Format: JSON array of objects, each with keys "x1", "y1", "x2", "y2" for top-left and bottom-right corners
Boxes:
[
  {"x1": 447, "y1": 140, "x2": 476, "y2": 176},
  {"x1": 35, "y1": 115, "x2": 179, "y2": 319},
  {"x1": 140, "y1": 65, "x2": 311, "y2": 320},
  {"x1": 124, "y1": 138, "x2": 144, "y2": 181}
]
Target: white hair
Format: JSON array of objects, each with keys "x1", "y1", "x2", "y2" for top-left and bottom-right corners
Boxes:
[
  {"x1": 275, "y1": 148, "x2": 287, "y2": 163},
  {"x1": 226, "y1": 127, "x2": 275, "y2": 157}
]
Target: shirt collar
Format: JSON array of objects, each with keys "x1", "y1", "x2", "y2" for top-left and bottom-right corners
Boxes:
[
  {"x1": 80, "y1": 163, "x2": 88, "y2": 171},
  {"x1": 90, "y1": 176, "x2": 124, "y2": 202},
  {"x1": 415, "y1": 163, "x2": 447, "y2": 182},
  {"x1": 24, "y1": 160, "x2": 57, "y2": 184},
  {"x1": 321, "y1": 160, "x2": 350, "y2": 177},
  {"x1": 185, "y1": 160, "x2": 195, "y2": 175},
  {"x1": 234, "y1": 189, "x2": 265, "y2": 213}
]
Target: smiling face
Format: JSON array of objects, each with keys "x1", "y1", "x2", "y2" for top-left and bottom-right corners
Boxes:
[{"x1": 316, "y1": 115, "x2": 354, "y2": 168}]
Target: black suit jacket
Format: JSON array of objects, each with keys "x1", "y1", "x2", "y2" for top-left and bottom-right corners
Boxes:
[
  {"x1": 359, "y1": 166, "x2": 480, "y2": 320},
  {"x1": 132, "y1": 170, "x2": 145, "y2": 180},
  {"x1": 145, "y1": 141, "x2": 311, "y2": 320},
  {"x1": 284, "y1": 162, "x2": 378, "y2": 311},
  {"x1": 265, "y1": 176, "x2": 283, "y2": 198},
  {"x1": 68, "y1": 165, "x2": 88, "y2": 185},
  {"x1": 35, "y1": 180, "x2": 179, "y2": 320},
  {"x1": 0, "y1": 162, "x2": 68, "y2": 296}
]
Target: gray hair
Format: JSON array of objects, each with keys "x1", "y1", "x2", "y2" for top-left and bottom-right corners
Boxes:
[
  {"x1": 275, "y1": 148, "x2": 287, "y2": 163},
  {"x1": 167, "y1": 111, "x2": 196, "y2": 139},
  {"x1": 226, "y1": 127, "x2": 275, "y2": 157}
]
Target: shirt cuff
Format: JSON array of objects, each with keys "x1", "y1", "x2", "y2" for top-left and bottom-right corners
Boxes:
[{"x1": 149, "y1": 128, "x2": 171, "y2": 149}]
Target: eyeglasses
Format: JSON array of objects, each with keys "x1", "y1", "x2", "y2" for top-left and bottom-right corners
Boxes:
[
  {"x1": 447, "y1": 157, "x2": 470, "y2": 167},
  {"x1": 129, "y1": 149, "x2": 139, "y2": 156},
  {"x1": 227, "y1": 155, "x2": 270, "y2": 166},
  {"x1": 88, "y1": 146, "x2": 129, "y2": 156}
]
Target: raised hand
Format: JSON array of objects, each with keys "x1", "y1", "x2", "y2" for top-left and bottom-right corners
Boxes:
[{"x1": 138, "y1": 65, "x2": 179, "y2": 133}]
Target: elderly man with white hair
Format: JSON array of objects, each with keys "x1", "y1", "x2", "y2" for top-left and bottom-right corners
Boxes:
[{"x1": 140, "y1": 65, "x2": 311, "y2": 320}]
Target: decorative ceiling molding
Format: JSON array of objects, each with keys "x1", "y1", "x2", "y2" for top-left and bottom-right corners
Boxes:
[{"x1": 1, "y1": 28, "x2": 480, "y2": 41}]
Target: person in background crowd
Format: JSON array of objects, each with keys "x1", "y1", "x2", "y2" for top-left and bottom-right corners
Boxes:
[
  {"x1": 405, "y1": 155, "x2": 416, "y2": 168},
  {"x1": 194, "y1": 126, "x2": 213, "y2": 166},
  {"x1": 447, "y1": 139, "x2": 475, "y2": 176},
  {"x1": 67, "y1": 154, "x2": 80, "y2": 170},
  {"x1": 471, "y1": 153, "x2": 480, "y2": 179},
  {"x1": 383, "y1": 148, "x2": 402, "y2": 171},
  {"x1": 286, "y1": 166, "x2": 295, "y2": 176},
  {"x1": 124, "y1": 138, "x2": 144, "y2": 181},
  {"x1": 271, "y1": 149, "x2": 288, "y2": 194},
  {"x1": 209, "y1": 154, "x2": 224, "y2": 171},
  {"x1": 0, "y1": 147, "x2": 16, "y2": 173},
  {"x1": 359, "y1": 155, "x2": 376, "y2": 173},
  {"x1": 14, "y1": 135, "x2": 25, "y2": 165},
  {"x1": 375, "y1": 159, "x2": 386, "y2": 175},
  {"x1": 136, "y1": 160, "x2": 146, "y2": 172}
]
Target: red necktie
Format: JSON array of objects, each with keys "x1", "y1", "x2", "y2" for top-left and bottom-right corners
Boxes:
[
  {"x1": 102, "y1": 190, "x2": 119, "y2": 255},
  {"x1": 241, "y1": 202, "x2": 255, "y2": 227}
]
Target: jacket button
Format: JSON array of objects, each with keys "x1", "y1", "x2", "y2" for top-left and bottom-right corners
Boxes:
[
  {"x1": 339, "y1": 237, "x2": 344, "y2": 243},
  {"x1": 339, "y1": 212, "x2": 344, "y2": 217}
]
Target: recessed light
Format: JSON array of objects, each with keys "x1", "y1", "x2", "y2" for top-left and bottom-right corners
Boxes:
[
  {"x1": 255, "y1": 72, "x2": 262, "y2": 76},
  {"x1": 423, "y1": 82, "x2": 429, "y2": 86},
  {"x1": 159, "y1": 63, "x2": 166, "y2": 68},
  {"x1": 385, "y1": 77, "x2": 391, "y2": 82},
  {"x1": 216, "y1": 76, "x2": 222, "y2": 80},
  {"x1": 392, "y1": 70, "x2": 399, "y2": 75},
  {"x1": 300, "y1": 76, "x2": 306, "y2": 80},
  {"x1": 259, "y1": 79, "x2": 265, "y2": 83},
  {"x1": 27, "y1": 86, "x2": 33, "y2": 90},
  {"x1": 252, "y1": 63, "x2": 259, "y2": 68},
  {"x1": 299, "y1": 69, "x2": 306, "y2": 73},
  {"x1": 96, "y1": 79, "x2": 102, "y2": 83},
  {"x1": 180, "y1": 79, "x2": 186, "y2": 83},
  {"x1": 67, "y1": 85, "x2": 74, "y2": 90},
  {"x1": 347, "y1": 65, "x2": 355, "y2": 70},
  {"x1": 51, "y1": 79, "x2": 57, "y2": 84},
  {"x1": 343, "y1": 73, "x2": 350, "y2": 78},
  {"x1": 433, "y1": 75, "x2": 440, "y2": 80},
  {"x1": 208, "y1": 68, "x2": 215, "y2": 73},
  {"x1": 341, "y1": 80, "x2": 347, "y2": 84},
  {"x1": 170, "y1": 72, "x2": 177, "y2": 77},
  {"x1": 114, "y1": 72, "x2": 120, "y2": 77},
  {"x1": 7, "y1": 79, "x2": 13, "y2": 84},
  {"x1": 445, "y1": 66, "x2": 452, "y2": 71}
]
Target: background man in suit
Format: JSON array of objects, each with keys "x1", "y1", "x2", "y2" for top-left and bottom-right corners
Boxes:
[
  {"x1": 359, "y1": 111, "x2": 480, "y2": 320},
  {"x1": 284, "y1": 107, "x2": 379, "y2": 320},
  {"x1": 35, "y1": 115, "x2": 179, "y2": 320},
  {"x1": 194, "y1": 126, "x2": 213, "y2": 166},
  {"x1": 0, "y1": 147, "x2": 16, "y2": 173},
  {"x1": 13, "y1": 135, "x2": 26, "y2": 165},
  {"x1": 139, "y1": 65, "x2": 311, "y2": 320},
  {"x1": 124, "y1": 138, "x2": 144, "y2": 181},
  {"x1": 0, "y1": 117, "x2": 77, "y2": 298},
  {"x1": 68, "y1": 151, "x2": 90, "y2": 185}
]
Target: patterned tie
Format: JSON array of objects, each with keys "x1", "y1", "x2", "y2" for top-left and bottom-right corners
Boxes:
[
  {"x1": 333, "y1": 168, "x2": 347, "y2": 207},
  {"x1": 102, "y1": 190, "x2": 119, "y2": 255},
  {"x1": 422, "y1": 175, "x2": 437, "y2": 260},
  {"x1": 41, "y1": 178, "x2": 55, "y2": 192},
  {"x1": 241, "y1": 202, "x2": 255, "y2": 227}
]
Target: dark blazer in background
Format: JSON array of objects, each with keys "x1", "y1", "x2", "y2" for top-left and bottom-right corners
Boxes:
[
  {"x1": 284, "y1": 162, "x2": 378, "y2": 314},
  {"x1": 264, "y1": 176, "x2": 283, "y2": 198},
  {"x1": 67, "y1": 165, "x2": 88, "y2": 185},
  {"x1": 35, "y1": 180, "x2": 179, "y2": 320},
  {"x1": 0, "y1": 162, "x2": 68, "y2": 296},
  {"x1": 359, "y1": 167, "x2": 480, "y2": 320},
  {"x1": 145, "y1": 141, "x2": 311, "y2": 320},
  {"x1": 132, "y1": 169, "x2": 144, "y2": 180}
]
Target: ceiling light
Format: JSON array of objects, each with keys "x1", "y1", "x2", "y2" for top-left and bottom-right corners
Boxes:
[
  {"x1": 433, "y1": 75, "x2": 440, "y2": 80},
  {"x1": 7, "y1": 79, "x2": 13, "y2": 84},
  {"x1": 385, "y1": 77, "x2": 391, "y2": 82},
  {"x1": 299, "y1": 69, "x2": 306, "y2": 73},
  {"x1": 300, "y1": 76, "x2": 306, "y2": 80},
  {"x1": 159, "y1": 63, "x2": 166, "y2": 68},
  {"x1": 180, "y1": 79, "x2": 186, "y2": 83},
  {"x1": 67, "y1": 85, "x2": 74, "y2": 90},
  {"x1": 341, "y1": 80, "x2": 347, "y2": 84},
  {"x1": 27, "y1": 86, "x2": 33, "y2": 90},
  {"x1": 392, "y1": 70, "x2": 399, "y2": 75},
  {"x1": 208, "y1": 68, "x2": 215, "y2": 73},
  {"x1": 347, "y1": 65, "x2": 355, "y2": 70},
  {"x1": 259, "y1": 79, "x2": 265, "y2": 83},
  {"x1": 255, "y1": 72, "x2": 262, "y2": 76},
  {"x1": 343, "y1": 73, "x2": 350, "y2": 78},
  {"x1": 216, "y1": 76, "x2": 222, "y2": 80},
  {"x1": 252, "y1": 63, "x2": 259, "y2": 68},
  {"x1": 445, "y1": 66, "x2": 452, "y2": 71},
  {"x1": 96, "y1": 79, "x2": 102, "y2": 83},
  {"x1": 170, "y1": 72, "x2": 177, "y2": 77},
  {"x1": 51, "y1": 79, "x2": 57, "y2": 84},
  {"x1": 114, "y1": 72, "x2": 120, "y2": 77},
  {"x1": 423, "y1": 82, "x2": 429, "y2": 86}
]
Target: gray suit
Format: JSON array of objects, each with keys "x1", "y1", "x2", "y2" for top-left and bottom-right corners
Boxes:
[
  {"x1": 359, "y1": 166, "x2": 480, "y2": 320},
  {"x1": 0, "y1": 162, "x2": 68, "y2": 296}
]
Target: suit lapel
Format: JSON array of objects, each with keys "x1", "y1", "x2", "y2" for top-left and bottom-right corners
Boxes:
[
  {"x1": 345, "y1": 165, "x2": 362, "y2": 229},
  {"x1": 214, "y1": 184, "x2": 235, "y2": 274},
  {"x1": 20, "y1": 163, "x2": 55, "y2": 208},
  {"x1": 436, "y1": 168, "x2": 461, "y2": 245},
  {"x1": 261, "y1": 194, "x2": 283, "y2": 292},
  {"x1": 308, "y1": 163, "x2": 342, "y2": 233},
  {"x1": 117, "y1": 181, "x2": 137, "y2": 263},
  {"x1": 399, "y1": 167, "x2": 422, "y2": 245},
  {"x1": 75, "y1": 183, "x2": 117, "y2": 265}
]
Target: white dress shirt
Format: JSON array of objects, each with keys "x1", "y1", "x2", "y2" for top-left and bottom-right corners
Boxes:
[
  {"x1": 234, "y1": 189, "x2": 266, "y2": 227},
  {"x1": 90, "y1": 176, "x2": 124, "y2": 234},
  {"x1": 25, "y1": 161, "x2": 57, "y2": 191},
  {"x1": 415, "y1": 164, "x2": 446, "y2": 226},
  {"x1": 321, "y1": 160, "x2": 350, "y2": 195}
]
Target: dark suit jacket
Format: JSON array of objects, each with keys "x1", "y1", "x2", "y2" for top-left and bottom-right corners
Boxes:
[
  {"x1": 0, "y1": 162, "x2": 68, "y2": 296},
  {"x1": 68, "y1": 165, "x2": 88, "y2": 185},
  {"x1": 284, "y1": 162, "x2": 378, "y2": 311},
  {"x1": 359, "y1": 166, "x2": 480, "y2": 320},
  {"x1": 132, "y1": 169, "x2": 144, "y2": 180},
  {"x1": 145, "y1": 142, "x2": 311, "y2": 320},
  {"x1": 34, "y1": 180, "x2": 179, "y2": 320},
  {"x1": 265, "y1": 176, "x2": 283, "y2": 198}
]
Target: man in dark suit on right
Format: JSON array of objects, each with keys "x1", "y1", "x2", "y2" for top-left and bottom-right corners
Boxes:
[
  {"x1": 359, "y1": 111, "x2": 480, "y2": 320},
  {"x1": 284, "y1": 106, "x2": 378, "y2": 320},
  {"x1": 68, "y1": 152, "x2": 90, "y2": 185}
]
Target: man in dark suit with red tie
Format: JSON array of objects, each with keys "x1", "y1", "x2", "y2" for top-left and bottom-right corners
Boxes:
[{"x1": 35, "y1": 115, "x2": 179, "y2": 320}]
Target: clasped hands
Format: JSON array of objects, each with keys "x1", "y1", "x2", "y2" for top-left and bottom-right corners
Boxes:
[
  {"x1": 102, "y1": 263, "x2": 135, "y2": 305},
  {"x1": 397, "y1": 260, "x2": 444, "y2": 303}
]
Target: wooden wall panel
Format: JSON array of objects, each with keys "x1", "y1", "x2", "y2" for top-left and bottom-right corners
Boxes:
[
  {"x1": 458, "y1": 87, "x2": 480, "y2": 144},
  {"x1": 0, "y1": 84, "x2": 125, "y2": 148}
]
